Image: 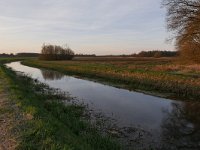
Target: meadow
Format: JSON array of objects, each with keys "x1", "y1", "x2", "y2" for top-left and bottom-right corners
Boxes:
[{"x1": 22, "y1": 57, "x2": 200, "y2": 101}]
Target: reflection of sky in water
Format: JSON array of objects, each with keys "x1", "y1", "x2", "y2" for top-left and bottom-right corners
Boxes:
[{"x1": 6, "y1": 62, "x2": 181, "y2": 131}]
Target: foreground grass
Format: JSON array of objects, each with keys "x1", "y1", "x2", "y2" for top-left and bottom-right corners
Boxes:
[
  {"x1": 0, "y1": 63, "x2": 120, "y2": 149},
  {"x1": 23, "y1": 58, "x2": 200, "y2": 101},
  {"x1": 0, "y1": 69, "x2": 20, "y2": 149}
]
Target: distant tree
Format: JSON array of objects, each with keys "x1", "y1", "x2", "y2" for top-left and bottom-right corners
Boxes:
[
  {"x1": 154, "y1": 51, "x2": 162, "y2": 58},
  {"x1": 162, "y1": 0, "x2": 200, "y2": 63},
  {"x1": 39, "y1": 44, "x2": 75, "y2": 60}
]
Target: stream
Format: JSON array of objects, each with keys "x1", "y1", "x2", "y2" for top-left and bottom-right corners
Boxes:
[{"x1": 6, "y1": 61, "x2": 200, "y2": 150}]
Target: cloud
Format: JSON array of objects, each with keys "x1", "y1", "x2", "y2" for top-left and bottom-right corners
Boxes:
[{"x1": 0, "y1": 0, "x2": 173, "y2": 54}]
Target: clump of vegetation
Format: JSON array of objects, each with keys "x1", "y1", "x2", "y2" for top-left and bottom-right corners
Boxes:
[{"x1": 39, "y1": 44, "x2": 75, "y2": 61}]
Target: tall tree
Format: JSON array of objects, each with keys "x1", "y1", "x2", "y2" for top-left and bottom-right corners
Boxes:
[{"x1": 162, "y1": 0, "x2": 200, "y2": 63}]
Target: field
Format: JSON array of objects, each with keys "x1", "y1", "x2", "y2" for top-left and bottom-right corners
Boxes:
[
  {"x1": 1, "y1": 57, "x2": 200, "y2": 149},
  {"x1": 23, "y1": 57, "x2": 200, "y2": 101}
]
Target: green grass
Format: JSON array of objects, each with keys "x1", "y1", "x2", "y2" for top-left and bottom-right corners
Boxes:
[
  {"x1": 0, "y1": 59, "x2": 120, "y2": 150},
  {"x1": 22, "y1": 58, "x2": 200, "y2": 101},
  {"x1": 0, "y1": 57, "x2": 31, "y2": 64}
]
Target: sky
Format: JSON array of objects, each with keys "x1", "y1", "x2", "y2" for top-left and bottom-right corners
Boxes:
[{"x1": 0, "y1": 0, "x2": 174, "y2": 55}]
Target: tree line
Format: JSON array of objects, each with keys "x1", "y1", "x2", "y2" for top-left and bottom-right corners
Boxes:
[
  {"x1": 0, "y1": 53, "x2": 14, "y2": 57},
  {"x1": 0, "y1": 53, "x2": 39, "y2": 57},
  {"x1": 132, "y1": 50, "x2": 177, "y2": 58},
  {"x1": 16, "y1": 53, "x2": 39, "y2": 57}
]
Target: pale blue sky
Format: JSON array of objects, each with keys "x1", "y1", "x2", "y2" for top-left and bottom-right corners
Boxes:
[{"x1": 0, "y1": 0, "x2": 174, "y2": 55}]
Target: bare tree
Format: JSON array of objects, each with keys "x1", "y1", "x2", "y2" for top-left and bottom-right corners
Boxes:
[
  {"x1": 162, "y1": 0, "x2": 200, "y2": 63},
  {"x1": 40, "y1": 44, "x2": 75, "y2": 60}
]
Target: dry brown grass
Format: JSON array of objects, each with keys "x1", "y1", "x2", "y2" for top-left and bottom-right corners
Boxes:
[{"x1": 23, "y1": 57, "x2": 200, "y2": 100}]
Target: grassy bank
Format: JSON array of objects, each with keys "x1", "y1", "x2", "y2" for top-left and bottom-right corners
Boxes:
[
  {"x1": 22, "y1": 58, "x2": 200, "y2": 101},
  {"x1": 0, "y1": 62, "x2": 120, "y2": 149},
  {"x1": 0, "y1": 57, "x2": 27, "y2": 64},
  {"x1": 0, "y1": 67, "x2": 20, "y2": 149}
]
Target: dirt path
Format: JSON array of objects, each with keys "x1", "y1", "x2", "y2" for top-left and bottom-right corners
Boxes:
[{"x1": 0, "y1": 77, "x2": 20, "y2": 149}]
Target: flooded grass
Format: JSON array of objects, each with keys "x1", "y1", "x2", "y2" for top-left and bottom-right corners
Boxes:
[
  {"x1": 0, "y1": 62, "x2": 120, "y2": 150},
  {"x1": 23, "y1": 58, "x2": 200, "y2": 101}
]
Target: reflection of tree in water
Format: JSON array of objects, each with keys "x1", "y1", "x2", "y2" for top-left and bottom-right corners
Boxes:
[
  {"x1": 161, "y1": 102, "x2": 200, "y2": 150},
  {"x1": 41, "y1": 69, "x2": 64, "y2": 80}
]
